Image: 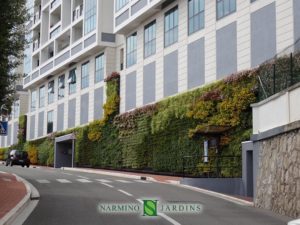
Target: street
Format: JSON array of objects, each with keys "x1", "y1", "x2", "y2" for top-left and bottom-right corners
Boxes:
[{"x1": 0, "y1": 164, "x2": 291, "y2": 225}]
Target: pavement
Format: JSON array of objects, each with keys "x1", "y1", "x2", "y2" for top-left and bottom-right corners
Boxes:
[{"x1": 0, "y1": 164, "x2": 293, "y2": 225}]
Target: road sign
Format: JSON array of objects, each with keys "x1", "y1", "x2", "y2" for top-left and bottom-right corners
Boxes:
[{"x1": 0, "y1": 121, "x2": 8, "y2": 136}]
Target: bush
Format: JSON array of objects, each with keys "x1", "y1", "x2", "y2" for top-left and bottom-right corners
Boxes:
[{"x1": 0, "y1": 148, "x2": 9, "y2": 160}]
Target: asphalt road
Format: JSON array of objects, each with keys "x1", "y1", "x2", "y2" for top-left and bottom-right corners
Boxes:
[{"x1": 0, "y1": 164, "x2": 292, "y2": 225}]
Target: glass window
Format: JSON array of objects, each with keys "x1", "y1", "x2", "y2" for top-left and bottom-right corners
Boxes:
[
  {"x1": 115, "y1": 0, "x2": 129, "y2": 11},
  {"x1": 81, "y1": 62, "x2": 89, "y2": 89},
  {"x1": 13, "y1": 100, "x2": 20, "y2": 118},
  {"x1": 58, "y1": 75, "x2": 65, "y2": 100},
  {"x1": 68, "y1": 69, "x2": 77, "y2": 94},
  {"x1": 216, "y1": 0, "x2": 236, "y2": 20},
  {"x1": 144, "y1": 21, "x2": 156, "y2": 58},
  {"x1": 39, "y1": 86, "x2": 45, "y2": 108},
  {"x1": 31, "y1": 91, "x2": 37, "y2": 112},
  {"x1": 188, "y1": 0, "x2": 205, "y2": 35},
  {"x1": 47, "y1": 111, "x2": 53, "y2": 134},
  {"x1": 164, "y1": 6, "x2": 178, "y2": 47},
  {"x1": 95, "y1": 54, "x2": 104, "y2": 83},
  {"x1": 84, "y1": 0, "x2": 97, "y2": 34},
  {"x1": 48, "y1": 80, "x2": 55, "y2": 104},
  {"x1": 126, "y1": 32, "x2": 137, "y2": 67}
]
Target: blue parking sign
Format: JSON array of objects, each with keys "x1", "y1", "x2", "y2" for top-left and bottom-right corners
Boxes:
[{"x1": 0, "y1": 121, "x2": 8, "y2": 136}]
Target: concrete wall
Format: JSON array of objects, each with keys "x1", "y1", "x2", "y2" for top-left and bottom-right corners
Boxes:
[
  {"x1": 252, "y1": 83, "x2": 300, "y2": 134},
  {"x1": 181, "y1": 178, "x2": 244, "y2": 196}
]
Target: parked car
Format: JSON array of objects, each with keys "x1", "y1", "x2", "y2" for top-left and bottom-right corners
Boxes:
[{"x1": 5, "y1": 150, "x2": 30, "y2": 167}]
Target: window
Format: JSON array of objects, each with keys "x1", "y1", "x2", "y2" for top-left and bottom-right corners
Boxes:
[
  {"x1": 48, "y1": 80, "x2": 55, "y2": 104},
  {"x1": 47, "y1": 111, "x2": 53, "y2": 134},
  {"x1": 144, "y1": 21, "x2": 156, "y2": 58},
  {"x1": 13, "y1": 100, "x2": 20, "y2": 118},
  {"x1": 95, "y1": 54, "x2": 104, "y2": 83},
  {"x1": 58, "y1": 75, "x2": 65, "y2": 100},
  {"x1": 126, "y1": 33, "x2": 137, "y2": 67},
  {"x1": 81, "y1": 62, "x2": 89, "y2": 89},
  {"x1": 68, "y1": 69, "x2": 77, "y2": 94},
  {"x1": 84, "y1": 0, "x2": 97, "y2": 34},
  {"x1": 216, "y1": 0, "x2": 236, "y2": 20},
  {"x1": 164, "y1": 6, "x2": 178, "y2": 47},
  {"x1": 116, "y1": 0, "x2": 129, "y2": 11},
  {"x1": 39, "y1": 86, "x2": 45, "y2": 108},
  {"x1": 188, "y1": 0, "x2": 205, "y2": 35},
  {"x1": 31, "y1": 91, "x2": 37, "y2": 112}
]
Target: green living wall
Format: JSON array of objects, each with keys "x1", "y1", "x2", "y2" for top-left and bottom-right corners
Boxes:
[{"x1": 22, "y1": 69, "x2": 257, "y2": 176}]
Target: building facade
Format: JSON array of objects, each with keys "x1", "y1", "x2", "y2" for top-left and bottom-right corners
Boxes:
[
  {"x1": 23, "y1": 0, "x2": 117, "y2": 141},
  {"x1": 113, "y1": 0, "x2": 300, "y2": 113}
]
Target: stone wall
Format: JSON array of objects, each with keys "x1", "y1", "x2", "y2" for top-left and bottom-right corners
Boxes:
[{"x1": 255, "y1": 128, "x2": 300, "y2": 218}]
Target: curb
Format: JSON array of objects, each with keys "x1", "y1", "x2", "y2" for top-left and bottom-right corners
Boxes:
[
  {"x1": 62, "y1": 167, "x2": 156, "y2": 181},
  {"x1": 0, "y1": 174, "x2": 39, "y2": 225}
]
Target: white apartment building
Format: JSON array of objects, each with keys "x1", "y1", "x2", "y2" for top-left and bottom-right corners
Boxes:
[
  {"x1": 113, "y1": 0, "x2": 300, "y2": 113},
  {"x1": 23, "y1": 0, "x2": 117, "y2": 141}
]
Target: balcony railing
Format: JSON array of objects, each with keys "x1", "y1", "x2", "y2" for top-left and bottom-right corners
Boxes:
[
  {"x1": 50, "y1": 0, "x2": 61, "y2": 9},
  {"x1": 73, "y1": 5, "x2": 83, "y2": 22},
  {"x1": 33, "y1": 39, "x2": 40, "y2": 52},
  {"x1": 50, "y1": 25, "x2": 61, "y2": 39},
  {"x1": 33, "y1": 10, "x2": 41, "y2": 24}
]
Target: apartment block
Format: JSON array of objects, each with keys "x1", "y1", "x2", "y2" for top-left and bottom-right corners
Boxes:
[
  {"x1": 23, "y1": 0, "x2": 117, "y2": 141},
  {"x1": 113, "y1": 0, "x2": 300, "y2": 113}
]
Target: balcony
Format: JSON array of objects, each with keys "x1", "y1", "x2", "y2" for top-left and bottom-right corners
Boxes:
[
  {"x1": 73, "y1": 5, "x2": 83, "y2": 22},
  {"x1": 33, "y1": 39, "x2": 40, "y2": 52},
  {"x1": 114, "y1": 0, "x2": 165, "y2": 34},
  {"x1": 50, "y1": 0, "x2": 61, "y2": 10},
  {"x1": 50, "y1": 25, "x2": 61, "y2": 39},
  {"x1": 33, "y1": 10, "x2": 41, "y2": 24}
]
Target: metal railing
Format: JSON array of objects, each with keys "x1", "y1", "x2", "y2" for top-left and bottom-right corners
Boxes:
[
  {"x1": 258, "y1": 40, "x2": 300, "y2": 101},
  {"x1": 182, "y1": 155, "x2": 242, "y2": 178}
]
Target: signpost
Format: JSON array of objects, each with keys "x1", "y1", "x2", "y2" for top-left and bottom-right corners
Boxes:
[{"x1": 0, "y1": 121, "x2": 8, "y2": 136}]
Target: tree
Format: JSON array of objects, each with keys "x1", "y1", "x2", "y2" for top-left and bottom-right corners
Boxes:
[{"x1": 0, "y1": 0, "x2": 29, "y2": 111}]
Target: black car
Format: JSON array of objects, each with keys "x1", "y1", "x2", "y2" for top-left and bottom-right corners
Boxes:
[{"x1": 5, "y1": 150, "x2": 30, "y2": 167}]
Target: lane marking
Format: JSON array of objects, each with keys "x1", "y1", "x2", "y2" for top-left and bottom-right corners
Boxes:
[
  {"x1": 136, "y1": 199, "x2": 181, "y2": 225},
  {"x1": 95, "y1": 179, "x2": 112, "y2": 183},
  {"x1": 100, "y1": 183, "x2": 114, "y2": 188},
  {"x1": 57, "y1": 179, "x2": 72, "y2": 183},
  {"x1": 134, "y1": 180, "x2": 152, "y2": 184},
  {"x1": 0, "y1": 171, "x2": 7, "y2": 174},
  {"x1": 2, "y1": 178, "x2": 11, "y2": 182},
  {"x1": 36, "y1": 179, "x2": 50, "y2": 184},
  {"x1": 77, "y1": 175, "x2": 89, "y2": 179},
  {"x1": 62, "y1": 172, "x2": 73, "y2": 176},
  {"x1": 116, "y1": 179, "x2": 133, "y2": 183},
  {"x1": 77, "y1": 179, "x2": 92, "y2": 183},
  {"x1": 118, "y1": 189, "x2": 133, "y2": 196}
]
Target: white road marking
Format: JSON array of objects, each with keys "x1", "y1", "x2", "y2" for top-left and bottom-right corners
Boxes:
[
  {"x1": 118, "y1": 189, "x2": 133, "y2": 196},
  {"x1": 2, "y1": 178, "x2": 11, "y2": 182},
  {"x1": 100, "y1": 183, "x2": 114, "y2": 188},
  {"x1": 134, "y1": 180, "x2": 152, "y2": 184},
  {"x1": 57, "y1": 179, "x2": 72, "y2": 183},
  {"x1": 77, "y1": 179, "x2": 92, "y2": 183},
  {"x1": 95, "y1": 179, "x2": 112, "y2": 183},
  {"x1": 116, "y1": 179, "x2": 132, "y2": 183},
  {"x1": 136, "y1": 199, "x2": 181, "y2": 225},
  {"x1": 0, "y1": 171, "x2": 7, "y2": 174},
  {"x1": 36, "y1": 179, "x2": 50, "y2": 184},
  {"x1": 62, "y1": 172, "x2": 73, "y2": 176},
  {"x1": 77, "y1": 175, "x2": 89, "y2": 179}
]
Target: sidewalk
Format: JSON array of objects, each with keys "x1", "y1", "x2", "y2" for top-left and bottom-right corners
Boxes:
[{"x1": 0, "y1": 172, "x2": 27, "y2": 220}]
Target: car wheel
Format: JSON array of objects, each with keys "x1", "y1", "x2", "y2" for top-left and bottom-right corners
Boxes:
[
  {"x1": 26, "y1": 164, "x2": 30, "y2": 168},
  {"x1": 10, "y1": 161, "x2": 13, "y2": 167},
  {"x1": 22, "y1": 164, "x2": 25, "y2": 167},
  {"x1": 5, "y1": 160, "x2": 9, "y2": 166}
]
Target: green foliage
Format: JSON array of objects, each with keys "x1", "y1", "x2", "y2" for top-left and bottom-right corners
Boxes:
[
  {"x1": 38, "y1": 139, "x2": 53, "y2": 166},
  {"x1": 0, "y1": 0, "x2": 29, "y2": 108},
  {"x1": 0, "y1": 148, "x2": 9, "y2": 160},
  {"x1": 17, "y1": 115, "x2": 27, "y2": 148}
]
